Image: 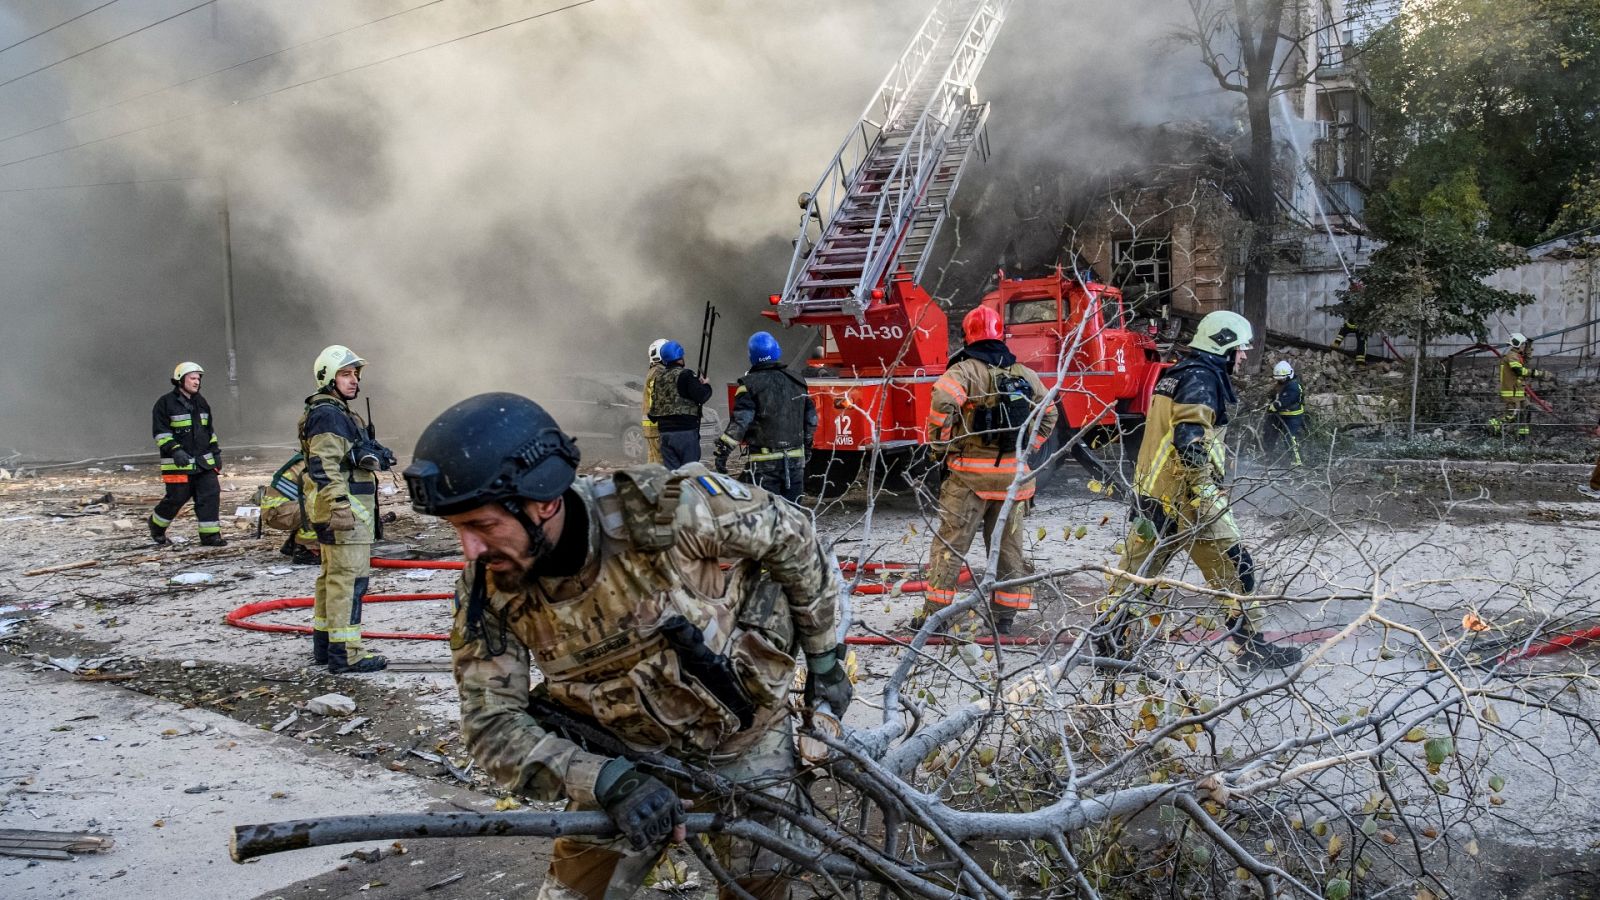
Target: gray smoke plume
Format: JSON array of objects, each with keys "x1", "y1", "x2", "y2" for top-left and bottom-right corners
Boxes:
[{"x1": 0, "y1": 0, "x2": 1227, "y2": 460}]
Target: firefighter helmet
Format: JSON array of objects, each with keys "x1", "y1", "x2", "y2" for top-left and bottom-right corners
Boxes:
[
  {"x1": 314, "y1": 345, "x2": 365, "y2": 387},
  {"x1": 1508, "y1": 332, "x2": 1528, "y2": 350},
  {"x1": 659, "y1": 340, "x2": 685, "y2": 364},
  {"x1": 1190, "y1": 311, "x2": 1254, "y2": 356},
  {"x1": 748, "y1": 331, "x2": 781, "y2": 365},
  {"x1": 1273, "y1": 360, "x2": 1294, "y2": 380},
  {"x1": 962, "y1": 306, "x2": 1004, "y2": 344},
  {"x1": 647, "y1": 338, "x2": 668, "y2": 365},
  {"x1": 404, "y1": 393, "x2": 580, "y2": 516},
  {"x1": 171, "y1": 361, "x2": 204, "y2": 384}
]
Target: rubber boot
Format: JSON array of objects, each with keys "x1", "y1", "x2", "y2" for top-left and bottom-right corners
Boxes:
[
  {"x1": 149, "y1": 519, "x2": 169, "y2": 546},
  {"x1": 909, "y1": 601, "x2": 943, "y2": 631},
  {"x1": 329, "y1": 653, "x2": 388, "y2": 675},
  {"x1": 1232, "y1": 632, "x2": 1303, "y2": 670},
  {"x1": 311, "y1": 630, "x2": 330, "y2": 665},
  {"x1": 279, "y1": 535, "x2": 297, "y2": 557},
  {"x1": 993, "y1": 614, "x2": 1014, "y2": 636},
  {"x1": 200, "y1": 533, "x2": 228, "y2": 547},
  {"x1": 290, "y1": 545, "x2": 320, "y2": 566}
]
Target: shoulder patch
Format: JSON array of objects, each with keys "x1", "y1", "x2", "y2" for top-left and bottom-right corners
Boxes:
[
  {"x1": 695, "y1": 473, "x2": 751, "y2": 501},
  {"x1": 1154, "y1": 376, "x2": 1179, "y2": 396}
]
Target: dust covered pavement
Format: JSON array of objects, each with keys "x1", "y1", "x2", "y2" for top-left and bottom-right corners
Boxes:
[{"x1": 5, "y1": 459, "x2": 1600, "y2": 896}]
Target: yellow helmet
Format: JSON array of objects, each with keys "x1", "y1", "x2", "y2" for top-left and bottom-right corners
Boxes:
[
  {"x1": 314, "y1": 345, "x2": 365, "y2": 387},
  {"x1": 1189, "y1": 311, "x2": 1254, "y2": 356},
  {"x1": 171, "y1": 361, "x2": 204, "y2": 383}
]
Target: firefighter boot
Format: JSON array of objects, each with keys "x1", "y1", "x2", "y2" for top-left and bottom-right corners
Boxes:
[
  {"x1": 329, "y1": 647, "x2": 388, "y2": 675},
  {"x1": 200, "y1": 533, "x2": 228, "y2": 547},
  {"x1": 149, "y1": 518, "x2": 169, "y2": 546},
  {"x1": 909, "y1": 600, "x2": 944, "y2": 631},
  {"x1": 311, "y1": 630, "x2": 329, "y2": 665},
  {"x1": 1231, "y1": 631, "x2": 1303, "y2": 670},
  {"x1": 993, "y1": 614, "x2": 1014, "y2": 636}
]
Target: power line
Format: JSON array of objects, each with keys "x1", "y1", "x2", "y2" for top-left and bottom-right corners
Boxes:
[
  {"x1": 0, "y1": 0, "x2": 124, "y2": 56},
  {"x1": 0, "y1": 175, "x2": 194, "y2": 193},
  {"x1": 0, "y1": 0, "x2": 215, "y2": 91},
  {"x1": 0, "y1": 0, "x2": 599, "y2": 172},
  {"x1": 0, "y1": 0, "x2": 448, "y2": 146}
]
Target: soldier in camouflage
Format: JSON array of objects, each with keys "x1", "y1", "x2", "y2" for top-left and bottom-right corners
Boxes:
[{"x1": 403, "y1": 392, "x2": 852, "y2": 900}]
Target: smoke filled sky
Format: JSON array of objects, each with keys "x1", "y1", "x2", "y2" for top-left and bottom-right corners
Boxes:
[{"x1": 0, "y1": 0, "x2": 1225, "y2": 459}]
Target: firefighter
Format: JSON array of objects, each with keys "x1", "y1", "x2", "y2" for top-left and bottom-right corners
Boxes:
[
  {"x1": 642, "y1": 339, "x2": 667, "y2": 463},
  {"x1": 649, "y1": 339, "x2": 712, "y2": 469},
  {"x1": 1489, "y1": 333, "x2": 1548, "y2": 438},
  {"x1": 1330, "y1": 321, "x2": 1367, "y2": 362},
  {"x1": 1263, "y1": 359, "x2": 1305, "y2": 466},
  {"x1": 915, "y1": 306, "x2": 1057, "y2": 634},
  {"x1": 713, "y1": 331, "x2": 816, "y2": 502},
  {"x1": 148, "y1": 361, "x2": 226, "y2": 546},
  {"x1": 301, "y1": 344, "x2": 391, "y2": 674},
  {"x1": 403, "y1": 392, "x2": 849, "y2": 900},
  {"x1": 1110, "y1": 311, "x2": 1302, "y2": 670}
]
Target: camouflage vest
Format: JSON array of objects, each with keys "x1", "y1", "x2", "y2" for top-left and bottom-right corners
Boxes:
[
  {"x1": 648, "y1": 366, "x2": 702, "y2": 420},
  {"x1": 470, "y1": 464, "x2": 798, "y2": 759}
]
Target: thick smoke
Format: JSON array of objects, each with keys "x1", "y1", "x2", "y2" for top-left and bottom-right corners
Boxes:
[{"x1": 0, "y1": 0, "x2": 1229, "y2": 460}]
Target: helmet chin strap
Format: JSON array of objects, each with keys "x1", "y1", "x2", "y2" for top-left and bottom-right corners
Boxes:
[{"x1": 502, "y1": 496, "x2": 561, "y2": 565}]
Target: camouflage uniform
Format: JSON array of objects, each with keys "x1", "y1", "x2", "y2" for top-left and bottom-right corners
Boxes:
[
  {"x1": 923, "y1": 344, "x2": 1056, "y2": 616},
  {"x1": 1115, "y1": 352, "x2": 1258, "y2": 629},
  {"x1": 450, "y1": 462, "x2": 840, "y2": 900},
  {"x1": 299, "y1": 391, "x2": 378, "y2": 667}
]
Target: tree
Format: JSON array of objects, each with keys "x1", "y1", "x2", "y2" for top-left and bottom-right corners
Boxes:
[
  {"x1": 1363, "y1": 0, "x2": 1600, "y2": 244},
  {"x1": 1181, "y1": 0, "x2": 1363, "y2": 367}
]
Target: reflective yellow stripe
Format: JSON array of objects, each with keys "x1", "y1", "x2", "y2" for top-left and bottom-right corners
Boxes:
[
  {"x1": 749, "y1": 447, "x2": 806, "y2": 462},
  {"x1": 1278, "y1": 408, "x2": 1305, "y2": 416},
  {"x1": 925, "y1": 587, "x2": 957, "y2": 605},
  {"x1": 933, "y1": 375, "x2": 967, "y2": 405},
  {"x1": 1500, "y1": 390, "x2": 1524, "y2": 398}
]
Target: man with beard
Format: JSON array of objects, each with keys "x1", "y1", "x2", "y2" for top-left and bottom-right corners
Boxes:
[{"x1": 402, "y1": 392, "x2": 851, "y2": 900}]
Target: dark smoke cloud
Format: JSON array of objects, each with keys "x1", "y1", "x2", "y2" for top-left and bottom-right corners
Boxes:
[{"x1": 0, "y1": 0, "x2": 1230, "y2": 459}]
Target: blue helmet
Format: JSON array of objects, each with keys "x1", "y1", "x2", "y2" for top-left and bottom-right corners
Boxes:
[
  {"x1": 659, "y1": 340, "x2": 685, "y2": 364},
  {"x1": 748, "y1": 331, "x2": 781, "y2": 365}
]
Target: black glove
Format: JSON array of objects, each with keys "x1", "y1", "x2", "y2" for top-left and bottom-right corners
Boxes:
[
  {"x1": 596, "y1": 762, "x2": 682, "y2": 851},
  {"x1": 804, "y1": 645, "x2": 852, "y2": 718},
  {"x1": 713, "y1": 445, "x2": 731, "y2": 475},
  {"x1": 171, "y1": 449, "x2": 193, "y2": 468}
]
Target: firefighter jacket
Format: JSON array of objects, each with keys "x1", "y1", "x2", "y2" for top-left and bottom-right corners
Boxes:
[
  {"x1": 1499, "y1": 350, "x2": 1545, "y2": 399},
  {"x1": 648, "y1": 363, "x2": 712, "y2": 433},
  {"x1": 641, "y1": 362, "x2": 664, "y2": 431},
  {"x1": 719, "y1": 362, "x2": 817, "y2": 462},
  {"x1": 1133, "y1": 350, "x2": 1235, "y2": 518},
  {"x1": 298, "y1": 391, "x2": 377, "y2": 544},
  {"x1": 1267, "y1": 377, "x2": 1304, "y2": 417},
  {"x1": 926, "y1": 340, "x2": 1056, "y2": 501},
  {"x1": 449, "y1": 463, "x2": 842, "y2": 806},
  {"x1": 151, "y1": 388, "x2": 220, "y2": 479}
]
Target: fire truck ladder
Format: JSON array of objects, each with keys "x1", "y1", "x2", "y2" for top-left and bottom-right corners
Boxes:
[{"x1": 777, "y1": 0, "x2": 1011, "y2": 324}]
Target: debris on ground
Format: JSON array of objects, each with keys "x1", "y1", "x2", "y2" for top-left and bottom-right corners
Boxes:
[
  {"x1": 0, "y1": 828, "x2": 115, "y2": 861},
  {"x1": 306, "y1": 693, "x2": 357, "y2": 716}
]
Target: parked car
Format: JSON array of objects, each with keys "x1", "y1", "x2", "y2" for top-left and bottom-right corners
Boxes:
[{"x1": 540, "y1": 373, "x2": 721, "y2": 466}]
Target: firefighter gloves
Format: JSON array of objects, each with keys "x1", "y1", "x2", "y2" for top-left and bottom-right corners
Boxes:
[{"x1": 327, "y1": 501, "x2": 357, "y2": 533}]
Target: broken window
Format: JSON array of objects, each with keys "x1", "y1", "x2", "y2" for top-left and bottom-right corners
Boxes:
[
  {"x1": 1112, "y1": 237, "x2": 1172, "y2": 305},
  {"x1": 1004, "y1": 298, "x2": 1058, "y2": 325}
]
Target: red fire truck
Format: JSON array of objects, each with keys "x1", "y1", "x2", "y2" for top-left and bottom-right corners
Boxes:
[{"x1": 761, "y1": 0, "x2": 1166, "y2": 496}]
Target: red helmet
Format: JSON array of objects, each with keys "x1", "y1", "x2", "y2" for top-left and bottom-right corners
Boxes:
[{"x1": 963, "y1": 306, "x2": 1004, "y2": 344}]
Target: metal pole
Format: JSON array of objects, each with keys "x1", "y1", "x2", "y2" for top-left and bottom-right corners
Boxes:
[
  {"x1": 219, "y1": 181, "x2": 241, "y2": 428},
  {"x1": 1408, "y1": 331, "x2": 1422, "y2": 438}
]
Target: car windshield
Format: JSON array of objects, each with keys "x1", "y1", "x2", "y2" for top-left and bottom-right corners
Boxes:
[{"x1": 1005, "y1": 298, "x2": 1057, "y2": 325}]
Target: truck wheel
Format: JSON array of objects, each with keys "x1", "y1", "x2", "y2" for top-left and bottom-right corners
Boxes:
[
  {"x1": 1029, "y1": 429, "x2": 1064, "y2": 491},
  {"x1": 806, "y1": 451, "x2": 862, "y2": 499},
  {"x1": 878, "y1": 446, "x2": 942, "y2": 496}
]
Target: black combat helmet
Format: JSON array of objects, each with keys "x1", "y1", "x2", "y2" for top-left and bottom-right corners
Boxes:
[{"x1": 404, "y1": 392, "x2": 580, "y2": 516}]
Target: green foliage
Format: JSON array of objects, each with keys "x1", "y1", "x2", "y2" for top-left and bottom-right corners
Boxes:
[
  {"x1": 1363, "y1": 0, "x2": 1600, "y2": 244},
  {"x1": 1330, "y1": 171, "x2": 1532, "y2": 341}
]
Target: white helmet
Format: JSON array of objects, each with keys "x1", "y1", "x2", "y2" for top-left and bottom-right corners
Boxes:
[
  {"x1": 1273, "y1": 360, "x2": 1294, "y2": 380},
  {"x1": 1508, "y1": 332, "x2": 1528, "y2": 349},
  {"x1": 1190, "y1": 310, "x2": 1254, "y2": 356},
  {"x1": 647, "y1": 338, "x2": 668, "y2": 365},
  {"x1": 172, "y1": 361, "x2": 204, "y2": 383},
  {"x1": 314, "y1": 345, "x2": 365, "y2": 387}
]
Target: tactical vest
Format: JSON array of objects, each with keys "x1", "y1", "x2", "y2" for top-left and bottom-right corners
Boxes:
[
  {"x1": 469, "y1": 465, "x2": 799, "y2": 759},
  {"x1": 648, "y1": 366, "x2": 702, "y2": 420},
  {"x1": 742, "y1": 366, "x2": 809, "y2": 451}
]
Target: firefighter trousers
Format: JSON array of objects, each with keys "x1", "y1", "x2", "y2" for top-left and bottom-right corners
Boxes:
[
  {"x1": 1264, "y1": 414, "x2": 1304, "y2": 465},
  {"x1": 746, "y1": 456, "x2": 805, "y2": 503},
  {"x1": 1110, "y1": 496, "x2": 1259, "y2": 632},
  {"x1": 535, "y1": 723, "x2": 809, "y2": 900},
  {"x1": 150, "y1": 469, "x2": 221, "y2": 537},
  {"x1": 643, "y1": 421, "x2": 662, "y2": 464},
  {"x1": 314, "y1": 542, "x2": 371, "y2": 665},
  {"x1": 924, "y1": 477, "x2": 1033, "y2": 614}
]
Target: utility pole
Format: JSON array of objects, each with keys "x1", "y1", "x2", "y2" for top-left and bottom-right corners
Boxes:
[{"x1": 219, "y1": 180, "x2": 241, "y2": 428}]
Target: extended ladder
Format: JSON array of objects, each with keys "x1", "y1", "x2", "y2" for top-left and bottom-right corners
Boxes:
[{"x1": 777, "y1": 0, "x2": 1011, "y2": 324}]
